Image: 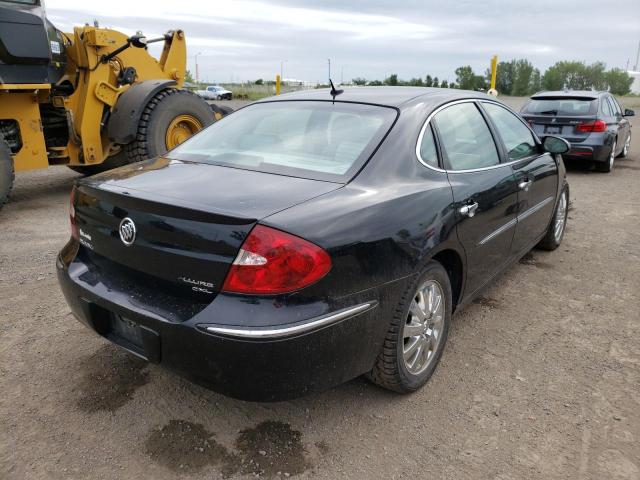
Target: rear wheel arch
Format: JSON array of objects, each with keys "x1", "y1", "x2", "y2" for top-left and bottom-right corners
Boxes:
[{"x1": 431, "y1": 249, "x2": 464, "y2": 310}]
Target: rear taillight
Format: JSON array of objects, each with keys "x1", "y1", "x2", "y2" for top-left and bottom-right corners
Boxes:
[
  {"x1": 222, "y1": 225, "x2": 331, "y2": 294},
  {"x1": 70, "y1": 186, "x2": 78, "y2": 240},
  {"x1": 575, "y1": 120, "x2": 606, "y2": 133}
]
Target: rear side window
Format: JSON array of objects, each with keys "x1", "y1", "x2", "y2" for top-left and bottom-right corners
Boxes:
[
  {"x1": 607, "y1": 96, "x2": 621, "y2": 116},
  {"x1": 482, "y1": 103, "x2": 537, "y2": 161},
  {"x1": 419, "y1": 125, "x2": 439, "y2": 168},
  {"x1": 522, "y1": 98, "x2": 597, "y2": 116},
  {"x1": 433, "y1": 103, "x2": 500, "y2": 171},
  {"x1": 169, "y1": 101, "x2": 397, "y2": 182},
  {"x1": 601, "y1": 98, "x2": 613, "y2": 116}
]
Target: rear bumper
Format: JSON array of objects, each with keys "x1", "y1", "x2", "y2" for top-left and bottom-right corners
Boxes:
[
  {"x1": 56, "y1": 244, "x2": 400, "y2": 401},
  {"x1": 563, "y1": 144, "x2": 610, "y2": 161}
]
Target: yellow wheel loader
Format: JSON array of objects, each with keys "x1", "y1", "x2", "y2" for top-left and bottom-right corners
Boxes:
[{"x1": 0, "y1": 1, "x2": 225, "y2": 208}]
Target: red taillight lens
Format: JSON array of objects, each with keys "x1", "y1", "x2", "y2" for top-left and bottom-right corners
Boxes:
[
  {"x1": 222, "y1": 225, "x2": 331, "y2": 294},
  {"x1": 70, "y1": 186, "x2": 78, "y2": 240},
  {"x1": 576, "y1": 120, "x2": 606, "y2": 133}
]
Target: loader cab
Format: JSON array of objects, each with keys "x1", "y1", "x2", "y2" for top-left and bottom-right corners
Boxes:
[{"x1": 0, "y1": 0, "x2": 66, "y2": 84}]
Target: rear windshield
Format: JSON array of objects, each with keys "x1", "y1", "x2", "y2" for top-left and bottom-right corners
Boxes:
[
  {"x1": 168, "y1": 101, "x2": 397, "y2": 182},
  {"x1": 522, "y1": 98, "x2": 597, "y2": 116}
]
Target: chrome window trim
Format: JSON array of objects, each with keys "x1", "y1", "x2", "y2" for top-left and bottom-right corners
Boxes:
[
  {"x1": 200, "y1": 302, "x2": 376, "y2": 340},
  {"x1": 415, "y1": 98, "x2": 543, "y2": 174}
]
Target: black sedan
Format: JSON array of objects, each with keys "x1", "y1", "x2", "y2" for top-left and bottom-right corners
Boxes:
[
  {"x1": 57, "y1": 87, "x2": 570, "y2": 401},
  {"x1": 520, "y1": 90, "x2": 634, "y2": 172}
]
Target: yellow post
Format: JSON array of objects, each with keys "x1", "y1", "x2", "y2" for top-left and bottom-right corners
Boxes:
[
  {"x1": 490, "y1": 55, "x2": 498, "y2": 91},
  {"x1": 276, "y1": 74, "x2": 281, "y2": 95}
]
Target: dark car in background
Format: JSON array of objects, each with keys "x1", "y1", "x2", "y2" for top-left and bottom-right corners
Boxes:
[
  {"x1": 57, "y1": 87, "x2": 570, "y2": 401},
  {"x1": 520, "y1": 90, "x2": 634, "y2": 172}
]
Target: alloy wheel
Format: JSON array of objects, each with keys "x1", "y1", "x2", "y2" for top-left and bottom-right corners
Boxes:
[
  {"x1": 609, "y1": 141, "x2": 616, "y2": 170},
  {"x1": 403, "y1": 280, "x2": 445, "y2": 375},
  {"x1": 623, "y1": 136, "x2": 630, "y2": 156},
  {"x1": 554, "y1": 190, "x2": 567, "y2": 243}
]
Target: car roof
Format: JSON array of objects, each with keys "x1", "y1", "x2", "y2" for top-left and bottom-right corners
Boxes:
[
  {"x1": 531, "y1": 90, "x2": 604, "y2": 99},
  {"x1": 255, "y1": 86, "x2": 494, "y2": 109}
]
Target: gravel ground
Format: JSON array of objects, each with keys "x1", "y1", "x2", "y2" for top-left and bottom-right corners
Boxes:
[{"x1": 1, "y1": 97, "x2": 639, "y2": 480}]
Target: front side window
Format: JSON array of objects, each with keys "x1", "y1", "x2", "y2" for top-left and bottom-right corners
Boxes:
[
  {"x1": 433, "y1": 102, "x2": 500, "y2": 171},
  {"x1": 169, "y1": 101, "x2": 397, "y2": 182},
  {"x1": 483, "y1": 103, "x2": 537, "y2": 161}
]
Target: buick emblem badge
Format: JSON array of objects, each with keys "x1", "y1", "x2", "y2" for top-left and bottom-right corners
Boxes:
[{"x1": 119, "y1": 217, "x2": 137, "y2": 246}]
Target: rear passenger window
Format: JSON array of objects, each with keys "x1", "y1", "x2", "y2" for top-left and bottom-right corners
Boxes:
[
  {"x1": 419, "y1": 124, "x2": 439, "y2": 168},
  {"x1": 433, "y1": 102, "x2": 500, "y2": 171},
  {"x1": 483, "y1": 103, "x2": 538, "y2": 161},
  {"x1": 607, "y1": 97, "x2": 621, "y2": 116},
  {"x1": 601, "y1": 98, "x2": 613, "y2": 116}
]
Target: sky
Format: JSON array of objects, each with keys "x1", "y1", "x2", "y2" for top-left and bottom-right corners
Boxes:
[{"x1": 45, "y1": 0, "x2": 640, "y2": 84}]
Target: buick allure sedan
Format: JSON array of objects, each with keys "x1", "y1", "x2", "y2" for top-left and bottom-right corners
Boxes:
[{"x1": 58, "y1": 87, "x2": 570, "y2": 401}]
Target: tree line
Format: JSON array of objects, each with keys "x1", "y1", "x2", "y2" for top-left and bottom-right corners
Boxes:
[{"x1": 350, "y1": 60, "x2": 635, "y2": 96}]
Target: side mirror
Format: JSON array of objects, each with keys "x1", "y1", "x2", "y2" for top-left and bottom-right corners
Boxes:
[
  {"x1": 542, "y1": 135, "x2": 571, "y2": 155},
  {"x1": 623, "y1": 108, "x2": 635, "y2": 117}
]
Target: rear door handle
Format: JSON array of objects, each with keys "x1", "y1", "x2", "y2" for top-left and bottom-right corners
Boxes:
[
  {"x1": 459, "y1": 202, "x2": 479, "y2": 218},
  {"x1": 519, "y1": 179, "x2": 533, "y2": 191}
]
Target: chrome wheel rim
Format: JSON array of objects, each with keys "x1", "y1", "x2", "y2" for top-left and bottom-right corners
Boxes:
[
  {"x1": 403, "y1": 280, "x2": 445, "y2": 375},
  {"x1": 609, "y1": 141, "x2": 616, "y2": 170},
  {"x1": 623, "y1": 136, "x2": 630, "y2": 156},
  {"x1": 554, "y1": 191, "x2": 567, "y2": 242}
]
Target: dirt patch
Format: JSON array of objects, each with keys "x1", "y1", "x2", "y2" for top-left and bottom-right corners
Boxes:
[
  {"x1": 145, "y1": 420, "x2": 309, "y2": 478},
  {"x1": 235, "y1": 421, "x2": 308, "y2": 478},
  {"x1": 145, "y1": 420, "x2": 237, "y2": 476},
  {"x1": 519, "y1": 252, "x2": 537, "y2": 265},
  {"x1": 76, "y1": 344, "x2": 149, "y2": 413},
  {"x1": 519, "y1": 252, "x2": 555, "y2": 270},
  {"x1": 473, "y1": 296, "x2": 501, "y2": 309}
]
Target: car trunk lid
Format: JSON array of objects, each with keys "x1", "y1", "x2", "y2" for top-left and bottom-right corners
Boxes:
[{"x1": 73, "y1": 158, "x2": 342, "y2": 299}]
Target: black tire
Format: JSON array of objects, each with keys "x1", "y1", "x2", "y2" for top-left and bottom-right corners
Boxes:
[
  {"x1": 125, "y1": 88, "x2": 214, "y2": 163},
  {"x1": 0, "y1": 135, "x2": 14, "y2": 209},
  {"x1": 536, "y1": 184, "x2": 569, "y2": 251},
  {"x1": 594, "y1": 139, "x2": 616, "y2": 173},
  {"x1": 367, "y1": 261, "x2": 452, "y2": 393}
]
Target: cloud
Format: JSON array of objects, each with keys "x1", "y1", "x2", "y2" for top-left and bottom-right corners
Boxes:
[{"x1": 45, "y1": 0, "x2": 640, "y2": 83}]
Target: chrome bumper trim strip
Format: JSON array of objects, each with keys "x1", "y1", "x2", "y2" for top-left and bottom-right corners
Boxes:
[{"x1": 202, "y1": 302, "x2": 376, "y2": 339}]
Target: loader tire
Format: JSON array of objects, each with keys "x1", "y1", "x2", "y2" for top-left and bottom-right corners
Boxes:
[
  {"x1": 68, "y1": 89, "x2": 214, "y2": 176},
  {"x1": 0, "y1": 136, "x2": 14, "y2": 210},
  {"x1": 125, "y1": 88, "x2": 215, "y2": 162}
]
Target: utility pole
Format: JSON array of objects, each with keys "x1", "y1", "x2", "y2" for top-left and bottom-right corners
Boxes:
[
  {"x1": 634, "y1": 40, "x2": 640, "y2": 71},
  {"x1": 328, "y1": 58, "x2": 331, "y2": 83},
  {"x1": 195, "y1": 52, "x2": 202, "y2": 85}
]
